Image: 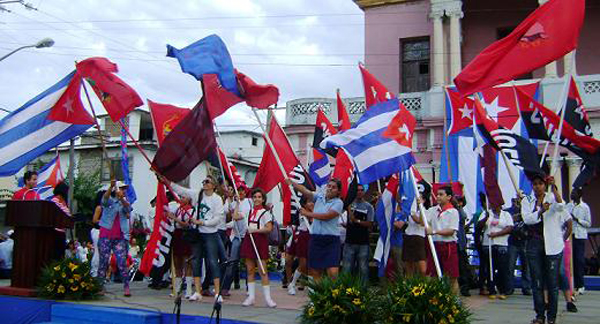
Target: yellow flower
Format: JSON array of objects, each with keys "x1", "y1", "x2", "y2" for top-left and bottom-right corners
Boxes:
[
  {"x1": 71, "y1": 285, "x2": 79, "y2": 292},
  {"x1": 332, "y1": 305, "x2": 343, "y2": 312},
  {"x1": 53, "y1": 265, "x2": 60, "y2": 271},
  {"x1": 430, "y1": 297, "x2": 439, "y2": 305},
  {"x1": 332, "y1": 288, "x2": 340, "y2": 297},
  {"x1": 403, "y1": 314, "x2": 412, "y2": 322},
  {"x1": 307, "y1": 306, "x2": 315, "y2": 317},
  {"x1": 80, "y1": 282, "x2": 86, "y2": 288},
  {"x1": 352, "y1": 298, "x2": 361, "y2": 306},
  {"x1": 438, "y1": 319, "x2": 448, "y2": 324},
  {"x1": 448, "y1": 315, "x2": 455, "y2": 323},
  {"x1": 57, "y1": 285, "x2": 65, "y2": 294},
  {"x1": 73, "y1": 274, "x2": 81, "y2": 281},
  {"x1": 61, "y1": 272, "x2": 66, "y2": 278},
  {"x1": 68, "y1": 263, "x2": 78, "y2": 272},
  {"x1": 46, "y1": 284, "x2": 55, "y2": 292},
  {"x1": 68, "y1": 279, "x2": 74, "y2": 284}
]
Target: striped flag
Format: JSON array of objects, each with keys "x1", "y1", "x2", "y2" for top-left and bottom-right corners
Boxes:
[
  {"x1": 373, "y1": 174, "x2": 399, "y2": 277},
  {"x1": 120, "y1": 118, "x2": 137, "y2": 204},
  {"x1": 17, "y1": 155, "x2": 64, "y2": 200},
  {"x1": 0, "y1": 71, "x2": 93, "y2": 176}
]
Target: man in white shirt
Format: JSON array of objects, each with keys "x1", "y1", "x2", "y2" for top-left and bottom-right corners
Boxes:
[
  {"x1": 0, "y1": 231, "x2": 14, "y2": 279},
  {"x1": 567, "y1": 188, "x2": 591, "y2": 295},
  {"x1": 479, "y1": 204, "x2": 513, "y2": 299},
  {"x1": 425, "y1": 186, "x2": 460, "y2": 293},
  {"x1": 522, "y1": 175, "x2": 566, "y2": 324}
]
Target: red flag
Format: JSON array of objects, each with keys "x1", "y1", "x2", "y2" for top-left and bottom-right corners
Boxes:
[
  {"x1": 359, "y1": 63, "x2": 393, "y2": 108},
  {"x1": 76, "y1": 57, "x2": 143, "y2": 122},
  {"x1": 236, "y1": 70, "x2": 279, "y2": 109},
  {"x1": 312, "y1": 108, "x2": 338, "y2": 157},
  {"x1": 563, "y1": 76, "x2": 593, "y2": 136},
  {"x1": 482, "y1": 144, "x2": 505, "y2": 209},
  {"x1": 447, "y1": 89, "x2": 475, "y2": 135},
  {"x1": 204, "y1": 74, "x2": 243, "y2": 120},
  {"x1": 47, "y1": 72, "x2": 95, "y2": 125},
  {"x1": 139, "y1": 183, "x2": 169, "y2": 276},
  {"x1": 148, "y1": 100, "x2": 190, "y2": 146},
  {"x1": 217, "y1": 146, "x2": 247, "y2": 189},
  {"x1": 253, "y1": 116, "x2": 300, "y2": 193},
  {"x1": 332, "y1": 148, "x2": 355, "y2": 202},
  {"x1": 432, "y1": 182, "x2": 464, "y2": 197},
  {"x1": 336, "y1": 89, "x2": 351, "y2": 131},
  {"x1": 382, "y1": 102, "x2": 416, "y2": 148},
  {"x1": 152, "y1": 99, "x2": 217, "y2": 182},
  {"x1": 454, "y1": 0, "x2": 585, "y2": 95},
  {"x1": 282, "y1": 183, "x2": 293, "y2": 226}
]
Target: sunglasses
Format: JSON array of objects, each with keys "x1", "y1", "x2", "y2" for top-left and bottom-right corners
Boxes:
[{"x1": 203, "y1": 179, "x2": 213, "y2": 185}]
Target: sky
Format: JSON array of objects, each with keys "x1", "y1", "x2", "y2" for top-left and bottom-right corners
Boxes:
[{"x1": 0, "y1": 0, "x2": 366, "y2": 131}]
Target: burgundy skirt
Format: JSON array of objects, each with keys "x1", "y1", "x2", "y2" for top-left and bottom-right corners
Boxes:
[
  {"x1": 286, "y1": 230, "x2": 310, "y2": 259},
  {"x1": 172, "y1": 229, "x2": 192, "y2": 257},
  {"x1": 240, "y1": 232, "x2": 269, "y2": 260}
]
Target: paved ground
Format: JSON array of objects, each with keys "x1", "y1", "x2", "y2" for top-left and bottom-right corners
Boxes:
[{"x1": 2, "y1": 279, "x2": 600, "y2": 323}]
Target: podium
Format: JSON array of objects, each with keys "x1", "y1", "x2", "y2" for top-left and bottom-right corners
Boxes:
[{"x1": 0, "y1": 200, "x2": 73, "y2": 296}]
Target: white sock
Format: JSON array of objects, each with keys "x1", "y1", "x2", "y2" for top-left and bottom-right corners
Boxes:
[
  {"x1": 290, "y1": 270, "x2": 302, "y2": 287},
  {"x1": 172, "y1": 277, "x2": 181, "y2": 296},
  {"x1": 263, "y1": 285, "x2": 277, "y2": 308},
  {"x1": 243, "y1": 282, "x2": 255, "y2": 306},
  {"x1": 307, "y1": 276, "x2": 315, "y2": 293},
  {"x1": 185, "y1": 277, "x2": 193, "y2": 296}
]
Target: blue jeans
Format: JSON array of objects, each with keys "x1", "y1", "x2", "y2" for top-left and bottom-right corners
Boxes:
[
  {"x1": 527, "y1": 238, "x2": 562, "y2": 321},
  {"x1": 573, "y1": 239, "x2": 586, "y2": 289},
  {"x1": 342, "y1": 244, "x2": 369, "y2": 283},
  {"x1": 221, "y1": 236, "x2": 242, "y2": 291},
  {"x1": 508, "y1": 241, "x2": 531, "y2": 292}
]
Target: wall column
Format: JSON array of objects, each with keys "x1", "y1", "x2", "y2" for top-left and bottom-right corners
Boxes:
[
  {"x1": 564, "y1": 50, "x2": 577, "y2": 76},
  {"x1": 430, "y1": 9, "x2": 445, "y2": 86},
  {"x1": 447, "y1": 4, "x2": 463, "y2": 80}
]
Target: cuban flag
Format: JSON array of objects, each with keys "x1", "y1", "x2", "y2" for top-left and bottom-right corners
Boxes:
[
  {"x1": 373, "y1": 174, "x2": 399, "y2": 277},
  {"x1": 308, "y1": 149, "x2": 331, "y2": 188},
  {"x1": 17, "y1": 155, "x2": 64, "y2": 200},
  {"x1": 0, "y1": 71, "x2": 94, "y2": 176},
  {"x1": 321, "y1": 98, "x2": 416, "y2": 184}
]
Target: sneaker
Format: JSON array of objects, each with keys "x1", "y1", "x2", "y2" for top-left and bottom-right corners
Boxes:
[
  {"x1": 221, "y1": 290, "x2": 230, "y2": 297},
  {"x1": 460, "y1": 289, "x2": 471, "y2": 297},
  {"x1": 282, "y1": 283, "x2": 288, "y2": 289},
  {"x1": 479, "y1": 289, "x2": 489, "y2": 296},
  {"x1": 288, "y1": 286, "x2": 296, "y2": 296},
  {"x1": 298, "y1": 285, "x2": 305, "y2": 291},
  {"x1": 215, "y1": 295, "x2": 223, "y2": 303},
  {"x1": 185, "y1": 292, "x2": 192, "y2": 299},
  {"x1": 488, "y1": 294, "x2": 497, "y2": 300},
  {"x1": 188, "y1": 292, "x2": 202, "y2": 302},
  {"x1": 577, "y1": 287, "x2": 585, "y2": 295},
  {"x1": 234, "y1": 283, "x2": 241, "y2": 290},
  {"x1": 201, "y1": 289, "x2": 214, "y2": 297},
  {"x1": 124, "y1": 287, "x2": 131, "y2": 297},
  {"x1": 498, "y1": 295, "x2": 507, "y2": 300},
  {"x1": 566, "y1": 301, "x2": 578, "y2": 313}
]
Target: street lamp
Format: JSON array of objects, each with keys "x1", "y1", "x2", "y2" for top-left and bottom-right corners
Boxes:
[{"x1": 0, "y1": 37, "x2": 54, "y2": 62}]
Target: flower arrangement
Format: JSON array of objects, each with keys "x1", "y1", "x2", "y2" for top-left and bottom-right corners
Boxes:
[
  {"x1": 379, "y1": 276, "x2": 471, "y2": 324},
  {"x1": 37, "y1": 257, "x2": 101, "y2": 300},
  {"x1": 300, "y1": 273, "x2": 378, "y2": 324}
]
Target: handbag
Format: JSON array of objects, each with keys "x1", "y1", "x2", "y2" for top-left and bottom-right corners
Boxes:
[{"x1": 182, "y1": 190, "x2": 203, "y2": 244}]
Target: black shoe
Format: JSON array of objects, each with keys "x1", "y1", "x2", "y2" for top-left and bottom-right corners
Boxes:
[
  {"x1": 567, "y1": 301, "x2": 578, "y2": 313},
  {"x1": 523, "y1": 289, "x2": 532, "y2": 296},
  {"x1": 461, "y1": 289, "x2": 471, "y2": 297},
  {"x1": 234, "y1": 283, "x2": 241, "y2": 290}
]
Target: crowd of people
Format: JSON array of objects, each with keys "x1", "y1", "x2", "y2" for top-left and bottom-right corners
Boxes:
[{"x1": 2, "y1": 169, "x2": 594, "y2": 324}]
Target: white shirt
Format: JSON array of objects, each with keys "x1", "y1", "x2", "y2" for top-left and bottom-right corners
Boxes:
[
  {"x1": 522, "y1": 193, "x2": 568, "y2": 256},
  {"x1": 426, "y1": 205, "x2": 459, "y2": 242},
  {"x1": 230, "y1": 198, "x2": 250, "y2": 239},
  {"x1": 0, "y1": 239, "x2": 14, "y2": 269},
  {"x1": 170, "y1": 184, "x2": 225, "y2": 234},
  {"x1": 338, "y1": 211, "x2": 348, "y2": 244},
  {"x1": 482, "y1": 210, "x2": 514, "y2": 247},
  {"x1": 405, "y1": 202, "x2": 425, "y2": 237},
  {"x1": 567, "y1": 201, "x2": 592, "y2": 240}
]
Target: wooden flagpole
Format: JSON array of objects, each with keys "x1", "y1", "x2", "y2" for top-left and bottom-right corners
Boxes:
[
  {"x1": 81, "y1": 79, "x2": 114, "y2": 178},
  {"x1": 539, "y1": 74, "x2": 572, "y2": 169}
]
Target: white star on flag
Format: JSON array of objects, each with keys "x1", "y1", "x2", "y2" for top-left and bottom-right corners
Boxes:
[
  {"x1": 483, "y1": 96, "x2": 509, "y2": 122},
  {"x1": 62, "y1": 97, "x2": 74, "y2": 116},
  {"x1": 459, "y1": 104, "x2": 473, "y2": 120}
]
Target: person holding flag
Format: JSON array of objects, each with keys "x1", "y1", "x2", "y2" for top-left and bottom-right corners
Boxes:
[
  {"x1": 522, "y1": 174, "x2": 567, "y2": 324},
  {"x1": 424, "y1": 186, "x2": 460, "y2": 293},
  {"x1": 286, "y1": 178, "x2": 344, "y2": 282},
  {"x1": 403, "y1": 193, "x2": 429, "y2": 277}
]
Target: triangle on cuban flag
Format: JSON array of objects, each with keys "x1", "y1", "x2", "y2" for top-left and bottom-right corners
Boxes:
[
  {"x1": 382, "y1": 102, "x2": 416, "y2": 148},
  {"x1": 359, "y1": 62, "x2": 393, "y2": 109},
  {"x1": 17, "y1": 155, "x2": 64, "y2": 200},
  {"x1": 0, "y1": 71, "x2": 94, "y2": 176}
]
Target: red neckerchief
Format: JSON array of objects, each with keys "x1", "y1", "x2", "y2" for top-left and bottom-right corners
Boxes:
[
  {"x1": 249, "y1": 205, "x2": 264, "y2": 223},
  {"x1": 438, "y1": 203, "x2": 453, "y2": 218}
]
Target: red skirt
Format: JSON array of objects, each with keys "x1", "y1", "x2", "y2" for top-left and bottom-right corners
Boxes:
[
  {"x1": 286, "y1": 230, "x2": 310, "y2": 259},
  {"x1": 426, "y1": 241, "x2": 459, "y2": 278},
  {"x1": 240, "y1": 232, "x2": 269, "y2": 260},
  {"x1": 172, "y1": 229, "x2": 192, "y2": 257}
]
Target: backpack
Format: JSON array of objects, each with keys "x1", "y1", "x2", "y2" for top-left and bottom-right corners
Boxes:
[{"x1": 268, "y1": 216, "x2": 281, "y2": 246}]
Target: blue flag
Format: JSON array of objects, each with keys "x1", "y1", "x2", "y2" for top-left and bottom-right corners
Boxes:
[
  {"x1": 166, "y1": 34, "x2": 240, "y2": 96},
  {"x1": 120, "y1": 118, "x2": 137, "y2": 204}
]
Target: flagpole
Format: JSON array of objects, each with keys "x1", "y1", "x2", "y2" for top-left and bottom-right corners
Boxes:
[
  {"x1": 443, "y1": 87, "x2": 455, "y2": 183},
  {"x1": 81, "y1": 79, "x2": 114, "y2": 178},
  {"x1": 540, "y1": 74, "x2": 571, "y2": 169},
  {"x1": 409, "y1": 167, "x2": 442, "y2": 277},
  {"x1": 487, "y1": 211, "x2": 494, "y2": 283},
  {"x1": 214, "y1": 125, "x2": 266, "y2": 276},
  {"x1": 251, "y1": 107, "x2": 312, "y2": 234}
]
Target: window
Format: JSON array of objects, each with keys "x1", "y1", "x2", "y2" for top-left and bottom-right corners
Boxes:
[
  {"x1": 401, "y1": 38, "x2": 430, "y2": 93},
  {"x1": 497, "y1": 27, "x2": 532, "y2": 80},
  {"x1": 102, "y1": 157, "x2": 133, "y2": 181},
  {"x1": 251, "y1": 137, "x2": 258, "y2": 146}
]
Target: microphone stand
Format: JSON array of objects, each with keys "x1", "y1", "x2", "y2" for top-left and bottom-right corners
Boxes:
[
  {"x1": 174, "y1": 256, "x2": 194, "y2": 324},
  {"x1": 209, "y1": 259, "x2": 235, "y2": 324}
]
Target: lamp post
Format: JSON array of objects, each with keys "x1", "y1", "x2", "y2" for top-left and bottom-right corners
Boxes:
[{"x1": 0, "y1": 37, "x2": 54, "y2": 62}]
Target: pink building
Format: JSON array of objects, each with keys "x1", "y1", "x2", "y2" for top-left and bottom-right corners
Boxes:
[{"x1": 284, "y1": 0, "x2": 600, "y2": 218}]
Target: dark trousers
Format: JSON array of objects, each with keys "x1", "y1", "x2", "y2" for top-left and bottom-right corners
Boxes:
[
  {"x1": 477, "y1": 245, "x2": 490, "y2": 290},
  {"x1": 201, "y1": 230, "x2": 227, "y2": 290},
  {"x1": 573, "y1": 238, "x2": 586, "y2": 289},
  {"x1": 221, "y1": 237, "x2": 241, "y2": 291},
  {"x1": 508, "y1": 241, "x2": 531, "y2": 292},
  {"x1": 457, "y1": 248, "x2": 474, "y2": 290},
  {"x1": 527, "y1": 238, "x2": 562, "y2": 321},
  {"x1": 482, "y1": 245, "x2": 510, "y2": 295}
]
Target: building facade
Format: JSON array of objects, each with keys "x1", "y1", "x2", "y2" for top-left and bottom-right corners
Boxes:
[{"x1": 283, "y1": 0, "x2": 600, "y2": 220}]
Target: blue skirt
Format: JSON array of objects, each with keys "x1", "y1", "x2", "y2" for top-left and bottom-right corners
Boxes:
[{"x1": 308, "y1": 234, "x2": 341, "y2": 269}]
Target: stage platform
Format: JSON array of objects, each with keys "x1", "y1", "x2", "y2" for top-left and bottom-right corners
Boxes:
[{"x1": 3, "y1": 279, "x2": 600, "y2": 323}]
